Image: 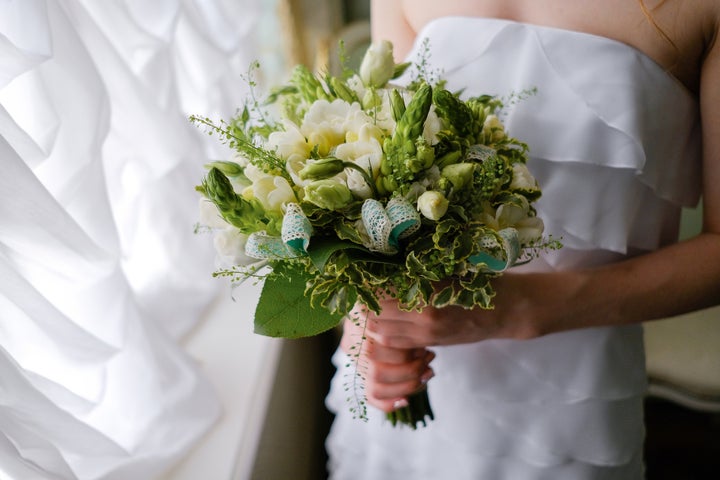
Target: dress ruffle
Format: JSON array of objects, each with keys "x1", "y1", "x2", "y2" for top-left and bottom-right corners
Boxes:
[
  {"x1": 326, "y1": 17, "x2": 702, "y2": 479},
  {"x1": 416, "y1": 17, "x2": 700, "y2": 258}
]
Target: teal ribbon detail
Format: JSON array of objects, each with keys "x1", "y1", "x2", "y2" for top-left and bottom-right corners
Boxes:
[
  {"x1": 361, "y1": 197, "x2": 420, "y2": 254},
  {"x1": 245, "y1": 203, "x2": 312, "y2": 259},
  {"x1": 468, "y1": 227, "x2": 520, "y2": 272},
  {"x1": 281, "y1": 203, "x2": 312, "y2": 253}
]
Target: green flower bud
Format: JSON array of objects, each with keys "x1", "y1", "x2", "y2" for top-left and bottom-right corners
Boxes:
[
  {"x1": 415, "y1": 140, "x2": 435, "y2": 170},
  {"x1": 362, "y1": 88, "x2": 382, "y2": 109},
  {"x1": 417, "y1": 190, "x2": 449, "y2": 221},
  {"x1": 436, "y1": 150, "x2": 463, "y2": 169},
  {"x1": 359, "y1": 40, "x2": 395, "y2": 88},
  {"x1": 441, "y1": 163, "x2": 475, "y2": 191},
  {"x1": 390, "y1": 89, "x2": 406, "y2": 122},
  {"x1": 299, "y1": 158, "x2": 346, "y2": 180},
  {"x1": 304, "y1": 179, "x2": 354, "y2": 211},
  {"x1": 329, "y1": 77, "x2": 358, "y2": 103},
  {"x1": 205, "y1": 160, "x2": 244, "y2": 177}
]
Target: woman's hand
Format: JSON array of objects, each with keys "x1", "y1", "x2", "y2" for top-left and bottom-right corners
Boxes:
[
  {"x1": 340, "y1": 314, "x2": 435, "y2": 413},
  {"x1": 364, "y1": 274, "x2": 546, "y2": 349}
]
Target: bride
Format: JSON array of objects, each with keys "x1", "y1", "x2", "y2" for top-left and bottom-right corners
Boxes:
[{"x1": 325, "y1": 0, "x2": 720, "y2": 478}]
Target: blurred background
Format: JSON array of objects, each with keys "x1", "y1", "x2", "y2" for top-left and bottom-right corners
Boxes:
[{"x1": 1, "y1": 1, "x2": 717, "y2": 479}]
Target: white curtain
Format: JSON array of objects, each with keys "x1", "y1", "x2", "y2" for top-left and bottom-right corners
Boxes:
[{"x1": 0, "y1": 0, "x2": 284, "y2": 478}]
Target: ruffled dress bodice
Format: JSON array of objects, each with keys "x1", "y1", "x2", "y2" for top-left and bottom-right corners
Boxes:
[{"x1": 325, "y1": 17, "x2": 702, "y2": 480}]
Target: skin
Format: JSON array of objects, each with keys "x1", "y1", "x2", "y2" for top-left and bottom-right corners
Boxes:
[{"x1": 342, "y1": 0, "x2": 720, "y2": 414}]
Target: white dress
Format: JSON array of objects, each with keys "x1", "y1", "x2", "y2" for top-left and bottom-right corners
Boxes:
[{"x1": 324, "y1": 17, "x2": 702, "y2": 480}]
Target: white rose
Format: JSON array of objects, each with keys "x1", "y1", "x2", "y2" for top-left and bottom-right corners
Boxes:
[
  {"x1": 359, "y1": 40, "x2": 395, "y2": 88},
  {"x1": 345, "y1": 168, "x2": 373, "y2": 199},
  {"x1": 417, "y1": 190, "x2": 449, "y2": 220}
]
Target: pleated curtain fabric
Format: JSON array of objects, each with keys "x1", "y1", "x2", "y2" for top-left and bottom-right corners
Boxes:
[{"x1": 0, "y1": 0, "x2": 284, "y2": 478}]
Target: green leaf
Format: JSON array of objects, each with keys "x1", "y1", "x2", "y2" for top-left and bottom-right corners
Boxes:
[
  {"x1": 254, "y1": 269, "x2": 343, "y2": 338},
  {"x1": 307, "y1": 237, "x2": 369, "y2": 271}
]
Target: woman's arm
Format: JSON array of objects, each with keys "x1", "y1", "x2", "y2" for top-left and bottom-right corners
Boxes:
[{"x1": 370, "y1": 0, "x2": 416, "y2": 60}]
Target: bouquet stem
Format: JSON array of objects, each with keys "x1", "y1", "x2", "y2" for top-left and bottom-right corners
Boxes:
[{"x1": 386, "y1": 388, "x2": 434, "y2": 429}]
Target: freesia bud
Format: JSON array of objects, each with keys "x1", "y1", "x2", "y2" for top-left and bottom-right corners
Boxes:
[
  {"x1": 441, "y1": 163, "x2": 475, "y2": 191},
  {"x1": 299, "y1": 158, "x2": 346, "y2": 180},
  {"x1": 304, "y1": 179, "x2": 355, "y2": 211},
  {"x1": 360, "y1": 40, "x2": 395, "y2": 88},
  {"x1": 205, "y1": 160, "x2": 244, "y2": 177},
  {"x1": 417, "y1": 190, "x2": 449, "y2": 220}
]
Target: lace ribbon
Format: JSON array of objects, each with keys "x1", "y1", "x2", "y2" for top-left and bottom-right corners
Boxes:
[
  {"x1": 245, "y1": 203, "x2": 311, "y2": 259},
  {"x1": 244, "y1": 199, "x2": 519, "y2": 272},
  {"x1": 469, "y1": 227, "x2": 520, "y2": 272},
  {"x1": 362, "y1": 197, "x2": 421, "y2": 254}
]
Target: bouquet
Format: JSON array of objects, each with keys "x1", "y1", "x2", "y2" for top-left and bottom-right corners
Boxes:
[{"x1": 193, "y1": 40, "x2": 559, "y2": 429}]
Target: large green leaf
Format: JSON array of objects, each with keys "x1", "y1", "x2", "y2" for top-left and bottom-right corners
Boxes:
[{"x1": 253, "y1": 269, "x2": 343, "y2": 338}]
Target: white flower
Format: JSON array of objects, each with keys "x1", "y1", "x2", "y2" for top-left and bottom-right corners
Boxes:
[
  {"x1": 213, "y1": 228, "x2": 255, "y2": 266},
  {"x1": 417, "y1": 190, "x2": 449, "y2": 220},
  {"x1": 243, "y1": 163, "x2": 271, "y2": 183},
  {"x1": 252, "y1": 175, "x2": 296, "y2": 213},
  {"x1": 345, "y1": 168, "x2": 373, "y2": 199},
  {"x1": 198, "y1": 198, "x2": 231, "y2": 229},
  {"x1": 301, "y1": 99, "x2": 357, "y2": 155},
  {"x1": 510, "y1": 163, "x2": 540, "y2": 192},
  {"x1": 267, "y1": 121, "x2": 310, "y2": 161},
  {"x1": 335, "y1": 134, "x2": 383, "y2": 174},
  {"x1": 479, "y1": 196, "x2": 544, "y2": 244},
  {"x1": 359, "y1": 40, "x2": 395, "y2": 88},
  {"x1": 286, "y1": 155, "x2": 313, "y2": 188},
  {"x1": 422, "y1": 106, "x2": 441, "y2": 145},
  {"x1": 482, "y1": 114, "x2": 506, "y2": 142}
]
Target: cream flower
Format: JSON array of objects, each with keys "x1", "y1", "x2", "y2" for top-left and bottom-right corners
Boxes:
[
  {"x1": 267, "y1": 121, "x2": 310, "y2": 161},
  {"x1": 417, "y1": 190, "x2": 449, "y2": 220},
  {"x1": 510, "y1": 163, "x2": 541, "y2": 192},
  {"x1": 301, "y1": 99, "x2": 357, "y2": 155},
  {"x1": 251, "y1": 175, "x2": 296, "y2": 213},
  {"x1": 213, "y1": 228, "x2": 257, "y2": 267},
  {"x1": 198, "y1": 198, "x2": 230, "y2": 229},
  {"x1": 359, "y1": 40, "x2": 395, "y2": 88},
  {"x1": 335, "y1": 134, "x2": 383, "y2": 174},
  {"x1": 479, "y1": 196, "x2": 544, "y2": 244}
]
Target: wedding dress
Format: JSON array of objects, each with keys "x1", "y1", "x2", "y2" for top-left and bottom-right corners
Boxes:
[{"x1": 325, "y1": 17, "x2": 701, "y2": 480}]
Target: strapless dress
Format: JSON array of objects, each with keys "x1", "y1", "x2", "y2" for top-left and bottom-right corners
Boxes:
[{"x1": 325, "y1": 16, "x2": 701, "y2": 479}]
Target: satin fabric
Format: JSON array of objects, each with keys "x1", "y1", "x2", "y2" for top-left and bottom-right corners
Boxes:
[
  {"x1": 326, "y1": 17, "x2": 701, "y2": 479},
  {"x1": 0, "y1": 1, "x2": 283, "y2": 478}
]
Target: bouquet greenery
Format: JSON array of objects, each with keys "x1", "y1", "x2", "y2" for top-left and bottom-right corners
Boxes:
[{"x1": 193, "y1": 40, "x2": 558, "y2": 429}]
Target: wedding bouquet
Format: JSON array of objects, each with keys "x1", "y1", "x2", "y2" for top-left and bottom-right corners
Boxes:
[{"x1": 193, "y1": 41, "x2": 558, "y2": 428}]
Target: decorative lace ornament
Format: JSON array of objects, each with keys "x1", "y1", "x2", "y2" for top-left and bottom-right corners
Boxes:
[
  {"x1": 467, "y1": 144, "x2": 497, "y2": 162},
  {"x1": 361, "y1": 199, "x2": 396, "y2": 254},
  {"x1": 282, "y1": 202, "x2": 312, "y2": 254},
  {"x1": 386, "y1": 197, "x2": 421, "y2": 244},
  {"x1": 469, "y1": 227, "x2": 519, "y2": 272},
  {"x1": 245, "y1": 231, "x2": 298, "y2": 259}
]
